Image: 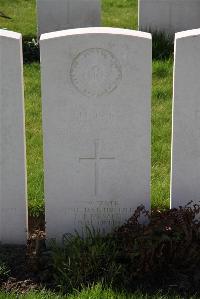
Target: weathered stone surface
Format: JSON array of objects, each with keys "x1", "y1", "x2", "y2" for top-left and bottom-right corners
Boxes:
[
  {"x1": 37, "y1": 0, "x2": 100, "y2": 36},
  {"x1": 171, "y1": 29, "x2": 200, "y2": 208},
  {"x1": 0, "y1": 30, "x2": 27, "y2": 244},
  {"x1": 40, "y1": 28, "x2": 151, "y2": 241},
  {"x1": 139, "y1": 0, "x2": 200, "y2": 35}
]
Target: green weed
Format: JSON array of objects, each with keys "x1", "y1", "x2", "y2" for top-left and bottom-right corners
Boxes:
[
  {"x1": 0, "y1": 284, "x2": 198, "y2": 299},
  {"x1": 51, "y1": 228, "x2": 121, "y2": 293}
]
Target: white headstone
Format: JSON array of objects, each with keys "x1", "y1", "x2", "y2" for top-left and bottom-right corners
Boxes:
[
  {"x1": 37, "y1": 0, "x2": 101, "y2": 37},
  {"x1": 139, "y1": 0, "x2": 200, "y2": 35},
  {"x1": 40, "y1": 28, "x2": 151, "y2": 241},
  {"x1": 0, "y1": 30, "x2": 27, "y2": 244},
  {"x1": 171, "y1": 29, "x2": 200, "y2": 208}
]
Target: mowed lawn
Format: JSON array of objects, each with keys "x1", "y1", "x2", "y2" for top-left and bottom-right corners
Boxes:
[{"x1": 0, "y1": 0, "x2": 172, "y2": 214}]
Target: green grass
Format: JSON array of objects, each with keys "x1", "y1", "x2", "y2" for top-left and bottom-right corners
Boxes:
[
  {"x1": 152, "y1": 59, "x2": 173, "y2": 209},
  {"x1": 102, "y1": 0, "x2": 138, "y2": 29},
  {"x1": 1, "y1": 0, "x2": 172, "y2": 212},
  {"x1": 24, "y1": 63, "x2": 44, "y2": 215},
  {"x1": 0, "y1": 0, "x2": 36, "y2": 38},
  {"x1": 0, "y1": 284, "x2": 198, "y2": 299}
]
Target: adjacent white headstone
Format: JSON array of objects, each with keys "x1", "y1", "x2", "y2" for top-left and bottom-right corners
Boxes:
[
  {"x1": 139, "y1": 0, "x2": 200, "y2": 35},
  {"x1": 0, "y1": 30, "x2": 27, "y2": 244},
  {"x1": 40, "y1": 28, "x2": 151, "y2": 241},
  {"x1": 37, "y1": 0, "x2": 101, "y2": 37},
  {"x1": 171, "y1": 29, "x2": 200, "y2": 208}
]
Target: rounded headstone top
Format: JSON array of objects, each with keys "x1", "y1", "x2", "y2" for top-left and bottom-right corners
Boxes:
[{"x1": 40, "y1": 27, "x2": 152, "y2": 41}]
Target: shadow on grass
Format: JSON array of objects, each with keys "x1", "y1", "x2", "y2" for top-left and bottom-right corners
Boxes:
[
  {"x1": 23, "y1": 37, "x2": 39, "y2": 64},
  {"x1": 152, "y1": 31, "x2": 174, "y2": 60}
]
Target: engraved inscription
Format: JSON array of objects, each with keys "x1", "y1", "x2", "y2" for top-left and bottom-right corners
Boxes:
[
  {"x1": 79, "y1": 140, "x2": 115, "y2": 196},
  {"x1": 65, "y1": 201, "x2": 135, "y2": 230},
  {"x1": 70, "y1": 48, "x2": 122, "y2": 97}
]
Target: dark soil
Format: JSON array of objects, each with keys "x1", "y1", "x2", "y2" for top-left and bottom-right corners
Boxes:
[{"x1": 0, "y1": 215, "x2": 47, "y2": 293}]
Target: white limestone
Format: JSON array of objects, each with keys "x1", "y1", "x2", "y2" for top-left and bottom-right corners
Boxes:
[
  {"x1": 139, "y1": 0, "x2": 200, "y2": 35},
  {"x1": 171, "y1": 29, "x2": 200, "y2": 208},
  {"x1": 0, "y1": 30, "x2": 27, "y2": 244},
  {"x1": 40, "y1": 27, "x2": 151, "y2": 241},
  {"x1": 37, "y1": 0, "x2": 101, "y2": 37}
]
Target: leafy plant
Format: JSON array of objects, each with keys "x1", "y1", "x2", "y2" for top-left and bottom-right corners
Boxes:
[{"x1": 115, "y1": 203, "x2": 200, "y2": 290}]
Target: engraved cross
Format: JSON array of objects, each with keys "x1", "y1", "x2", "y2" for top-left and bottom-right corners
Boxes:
[{"x1": 79, "y1": 140, "x2": 115, "y2": 196}]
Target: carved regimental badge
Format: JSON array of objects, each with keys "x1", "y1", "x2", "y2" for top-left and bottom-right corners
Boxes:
[{"x1": 70, "y1": 48, "x2": 122, "y2": 97}]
